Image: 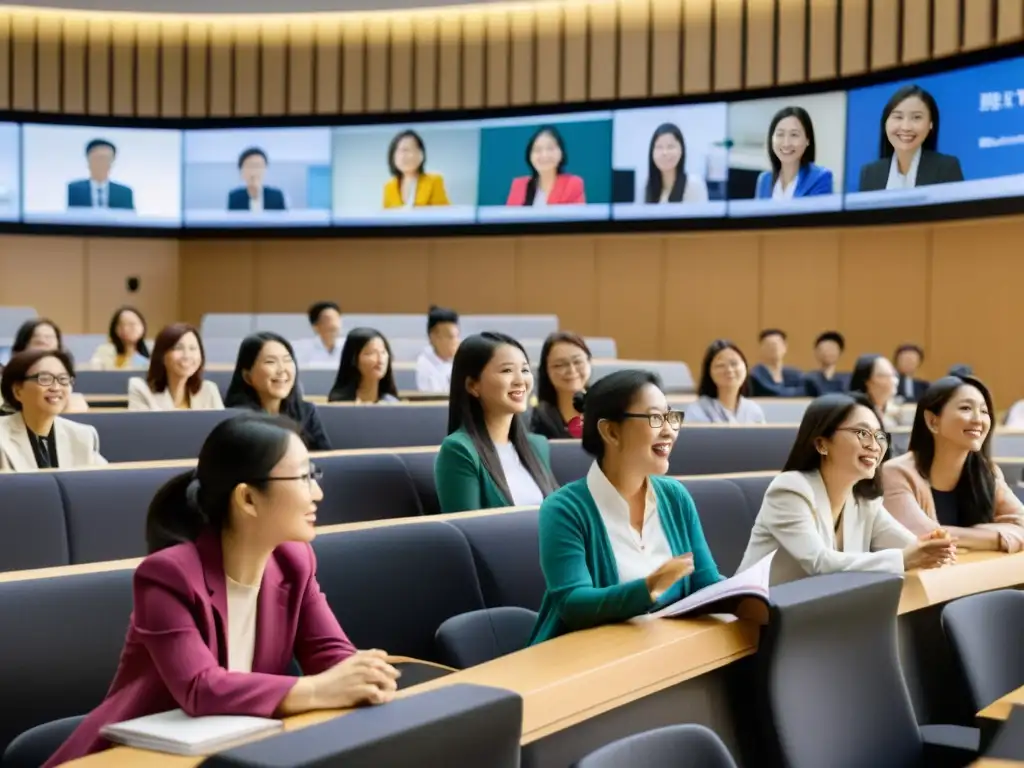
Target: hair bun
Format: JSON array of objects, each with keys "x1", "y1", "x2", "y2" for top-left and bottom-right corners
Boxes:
[{"x1": 572, "y1": 390, "x2": 586, "y2": 414}]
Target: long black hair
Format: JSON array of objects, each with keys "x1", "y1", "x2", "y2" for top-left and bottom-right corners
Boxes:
[
  {"x1": 848, "y1": 354, "x2": 886, "y2": 401},
  {"x1": 697, "y1": 339, "x2": 751, "y2": 399},
  {"x1": 909, "y1": 375, "x2": 996, "y2": 526},
  {"x1": 224, "y1": 332, "x2": 305, "y2": 422},
  {"x1": 576, "y1": 369, "x2": 664, "y2": 464},
  {"x1": 535, "y1": 331, "x2": 592, "y2": 409},
  {"x1": 783, "y1": 392, "x2": 889, "y2": 501},
  {"x1": 523, "y1": 126, "x2": 567, "y2": 206},
  {"x1": 448, "y1": 332, "x2": 558, "y2": 501},
  {"x1": 327, "y1": 327, "x2": 398, "y2": 402},
  {"x1": 644, "y1": 123, "x2": 688, "y2": 204},
  {"x1": 878, "y1": 84, "x2": 940, "y2": 158},
  {"x1": 108, "y1": 305, "x2": 150, "y2": 359},
  {"x1": 12, "y1": 318, "x2": 63, "y2": 356},
  {"x1": 146, "y1": 413, "x2": 300, "y2": 553},
  {"x1": 767, "y1": 106, "x2": 816, "y2": 186}
]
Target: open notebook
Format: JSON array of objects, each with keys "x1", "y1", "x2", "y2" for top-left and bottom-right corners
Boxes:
[
  {"x1": 648, "y1": 551, "x2": 774, "y2": 620},
  {"x1": 100, "y1": 709, "x2": 283, "y2": 756}
]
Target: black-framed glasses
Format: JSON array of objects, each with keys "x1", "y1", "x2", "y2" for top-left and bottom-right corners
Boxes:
[
  {"x1": 836, "y1": 427, "x2": 889, "y2": 448},
  {"x1": 26, "y1": 373, "x2": 74, "y2": 388},
  {"x1": 258, "y1": 464, "x2": 323, "y2": 488},
  {"x1": 623, "y1": 411, "x2": 684, "y2": 430}
]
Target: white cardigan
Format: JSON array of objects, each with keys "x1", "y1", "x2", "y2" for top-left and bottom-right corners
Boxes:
[
  {"x1": 127, "y1": 378, "x2": 224, "y2": 411},
  {"x1": 0, "y1": 412, "x2": 107, "y2": 471},
  {"x1": 738, "y1": 469, "x2": 915, "y2": 585}
]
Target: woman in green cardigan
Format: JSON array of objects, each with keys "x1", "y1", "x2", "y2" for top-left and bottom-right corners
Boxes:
[
  {"x1": 435, "y1": 332, "x2": 559, "y2": 514},
  {"x1": 530, "y1": 370, "x2": 724, "y2": 645}
]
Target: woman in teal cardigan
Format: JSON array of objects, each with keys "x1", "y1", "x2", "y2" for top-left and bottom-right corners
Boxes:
[
  {"x1": 531, "y1": 370, "x2": 724, "y2": 645},
  {"x1": 435, "y1": 332, "x2": 559, "y2": 513}
]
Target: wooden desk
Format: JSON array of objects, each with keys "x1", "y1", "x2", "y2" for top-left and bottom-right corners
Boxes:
[
  {"x1": 979, "y1": 685, "x2": 1024, "y2": 722},
  {"x1": 973, "y1": 760, "x2": 1024, "y2": 766},
  {"x1": 898, "y1": 551, "x2": 1024, "y2": 615}
]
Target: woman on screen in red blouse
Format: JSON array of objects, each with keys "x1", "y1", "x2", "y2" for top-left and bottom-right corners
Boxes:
[{"x1": 506, "y1": 126, "x2": 586, "y2": 206}]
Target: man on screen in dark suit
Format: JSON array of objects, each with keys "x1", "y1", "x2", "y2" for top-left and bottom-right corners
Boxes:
[
  {"x1": 67, "y1": 139, "x2": 135, "y2": 210},
  {"x1": 227, "y1": 147, "x2": 287, "y2": 211}
]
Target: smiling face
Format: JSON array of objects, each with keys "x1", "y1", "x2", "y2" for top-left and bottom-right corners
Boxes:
[
  {"x1": 240, "y1": 433, "x2": 323, "y2": 545},
  {"x1": 357, "y1": 336, "x2": 390, "y2": 383},
  {"x1": 116, "y1": 311, "x2": 145, "y2": 345},
  {"x1": 165, "y1": 332, "x2": 202, "y2": 383},
  {"x1": 393, "y1": 135, "x2": 424, "y2": 175},
  {"x1": 927, "y1": 384, "x2": 990, "y2": 453},
  {"x1": 603, "y1": 383, "x2": 679, "y2": 476},
  {"x1": 13, "y1": 355, "x2": 72, "y2": 418},
  {"x1": 546, "y1": 341, "x2": 591, "y2": 398},
  {"x1": 866, "y1": 357, "x2": 899, "y2": 408},
  {"x1": 468, "y1": 343, "x2": 533, "y2": 417},
  {"x1": 772, "y1": 115, "x2": 809, "y2": 167},
  {"x1": 27, "y1": 323, "x2": 59, "y2": 352},
  {"x1": 529, "y1": 131, "x2": 563, "y2": 175},
  {"x1": 819, "y1": 405, "x2": 887, "y2": 483},
  {"x1": 246, "y1": 340, "x2": 296, "y2": 406},
  {"x1": 886, "y1": 95, "x2": 933, "y2": 155},
  {"x1": 709, "y1": 347, "x2": 747, "y2": 393},
  {"x1": 652, "y1": 132, "x2": 683, "y2": 173}
]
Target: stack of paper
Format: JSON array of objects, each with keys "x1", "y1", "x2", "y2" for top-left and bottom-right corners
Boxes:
[{"x1": 100, "y1": 709, "x2": 283, "y2": 756}]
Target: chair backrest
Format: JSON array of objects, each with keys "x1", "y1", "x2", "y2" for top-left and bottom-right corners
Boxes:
[
  {"x1": 573, "y1": 724, "x2": 737, "y2": 768},
  {"x1": 435, "y1": 607, "x2": 538, "y2": 670},
  {"x1": 64, "y1": 409, "x2": 238, "y2": 463},
  {"x1": 548, "y1": 440, "x2": 592, "y2": 487},
  {"x1": 1, "y1": 715, "x2": 85, "y2": 768},
  {"x1": 942, "y1": 590, "x2": 1024, "y2": 713},
  {"x1": 0, "y1": 474, "x2": 69, "y2": 573},
  {"x1": 396, "y1": 451, "x2": 441, "y2": 516},
  {"x1": 313, "y1": 453, "x2": 423, "y2": 524},
  {"x1": 669, "y1": 427, "x2": 795, "y2": 475},
  {"x1": 315, "y1": 404, "x2": 448, "y2": 449},
  {"x1": 682, "y1": 478, "x2": 759, "y2": 577}
]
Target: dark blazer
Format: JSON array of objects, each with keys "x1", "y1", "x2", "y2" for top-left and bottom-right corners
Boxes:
[
  {"x1": 67, "y1": 180, "x2": 135, "y2": 210},
  {"x1": 44, "y1": 533, "x2": 356, "y2": 767},
  {"x1": 858, "y1": 150, "x2": 964, "y2": 192},
  {"x1": 228, "y1": 186, "x2": 287, "y2": 211},
  {"x1": 529, "y1": 402, "x2": 573, "y2": 439},
  {"x1": 897, "y1": 375, "x2": 929, "y2": 403},
  {"x1": 749, "y1": 364, "x2": 806, "y2": 398},
  {"x1": 803, "y1": 370, "x2": 849, "y2": 397}
]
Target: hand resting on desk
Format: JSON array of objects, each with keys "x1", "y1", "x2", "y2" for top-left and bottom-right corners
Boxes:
[{"x1": 280, "y1": 649, "x2": 400, "y2": 715}]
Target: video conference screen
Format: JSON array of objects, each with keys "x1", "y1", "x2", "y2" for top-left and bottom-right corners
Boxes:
[{"x1": 1, "y1": 50, "x2": 1020, "y2": 231}]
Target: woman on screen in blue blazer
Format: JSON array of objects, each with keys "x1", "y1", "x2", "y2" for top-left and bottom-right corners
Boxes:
[
  {"x1": 857, "y1": 84, "x2": 964, "y2": 192},
  {"x1": 644, "y1": 123, "x2": 708, "y2": 203},
  {"x1": 755, "y1": 107, "x2": 834, "y2": 200}
]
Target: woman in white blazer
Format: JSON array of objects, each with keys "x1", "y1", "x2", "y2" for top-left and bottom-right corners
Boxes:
[
  {"x1": 127, "y1": 323, "x2": 224, "y2": 412},
  {"x1": 738, "y1": 392, "x2": 954, "y2": 585},
  {"x1": 0, "y1": 349, "x2": 107, "y2": 471}
]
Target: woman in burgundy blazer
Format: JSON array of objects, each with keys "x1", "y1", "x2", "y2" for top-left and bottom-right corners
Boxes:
[
  {"x1": 505, "y1": 125, "x2": 586, "y2": 206},
  {"x1": 45, "y1": 414, "x2": 400, "y2": 766}
]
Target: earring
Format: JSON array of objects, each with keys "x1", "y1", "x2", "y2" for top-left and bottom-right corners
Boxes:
[{"x1": 819, "y1": 448, "x2": 828, "y2": 457}]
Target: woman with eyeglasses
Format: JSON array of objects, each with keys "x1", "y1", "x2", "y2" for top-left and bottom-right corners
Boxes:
[
  {"x1": 530, "y1": 370, "x2": 723, "y2": 644},
  {"x1": 739, "y1": 393, "x2": 955, "y2": 586},
  {"x1": 530, "y1": 332, "x2": 592, "y2": 439},
  {"x1": 684, "y1": 340, "x2": 766, "y2": 425},
  {"x1": 45, "y1": 414, "x2": 400, "y2": 766},
  {"x1": 0, "y1": 349, "x2": 106, "y2": 471},
  {"x1": 881, "y1": 375, "x2": 1024, "y2": 552}
]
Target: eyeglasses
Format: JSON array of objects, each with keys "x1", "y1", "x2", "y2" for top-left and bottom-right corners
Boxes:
[
  {"x1": 551, "y1": 358, "x2": 589, "y2": 373},
  {"x1": 622, "y1": 411, "x2": 684, "y2": 430},
  {"x1": 26, "y1": 373, "x2": 74, "y2": 388},
  {"x1": 257, "y1": 464, "x2": 324, "y2": 488},
  {"x1": 836, "y1": 427, "x2": 889, "y2": 448}
]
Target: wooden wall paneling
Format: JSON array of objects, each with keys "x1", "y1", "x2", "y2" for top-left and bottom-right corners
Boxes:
[
  {"x1": 388, "y1": 14, "x2": 414, "y2": 112},
  {"x1": 437, "y1": 12, "x2": 462, "y2": 109},
  {"x1": 807, "y1": 0, "x2": 838, "y2": 80},
  {"x1": 595, "y1": 236, "x2": 664, "y2": 360},
  {"x1": 509, "y1": 6, "x2": 536, "y2": 106},
  {"x1": 461, "y1": 10, "x2": 485, "y2": 109},
  {"x1": 364, "y1": 15, "x2": 390, "y2": 113},
  {"x1": 341, "y1": 16, "x2": 366, "y2": 114},
  {"x1": 682, "y1": 0, "x2": 713, "y2": 94},
  {"x1": 11, "y1": 12, "x2": 36, "y2": 112},
  {"x1": 86, "y1": 17, "x2": 112, "y2": 115},
  {"x1": 178, "y1": 241, "x2": 257, "y2": 324},
  {"x1": 412, "y1": 13, "x2": 438, "y2": 111},
  {"x1": 484, "y1": 9, "x2": 511, "y2": 107},
  {"x1": 430, "y1": 239, "x2": 517, "y2": 313},
  {"x1": 0, "y1": 237, "x2": 86, "y2": 333},
  {"x1": 208, "y1": 24, "x2": 233, "y2": 117},
  {"x1": 617, "y1": 0, "x2": 650, "y2": 99},
  {"x1": 134, "y1": 19, "x2": 160, "y2": 117},
  {"x1": 514, "y1": 237, "x2": 599, "y2": 334},
  {"x1": 562, "y1": 2, "x2": 588, "y2": 103},
  {"x1": 997, "y1": 0, "x2": 1024, "y2": 41},
  {"x1": 744, "y1": 0, "x2": 776, "y2": 89},
  {"x1": 35, "y1": 14, "x2": 61, "y2": 113},
  {"x1": 287, "y1": 20, "x2": 314, "y2": 115},
  {"x1": 84, "y1": 238, "x2": 180, "y2": 333},
  {"x1": 901, "y1": 0, "x2": 931, "y2": 63},
  {"x1": 649, "y1": 0, "x2": 682, "y2": 96},
  {"x1": 0, "y1": 12, "x2": 10, "y2": 111},
  {"x1": 110, "y1": 19, "x2": 136, "y2": 116},
  {"x1": 533, "y1": 4, "x2": 563, "y2": 104},
  {"x1": 775, "y1": 0, "x2": 807, "y2": 84},
  {"x1": 712, "y1": 0, "x2": 742, "y2": 91},
  {"x1": 252, "y1": 240, "x2": 360, "y2": 312},
  {"x1": 260, "y1": 22, "x2": 288, "y2": 116},
  {"x1": 159, "y1": 20, "x2": 185, "y2": 118},
  {"x1": 234, "y1": 22, "x2": 259, "y2": 117},
  {"x1": 313, "y1": 19, "x2": 341, "y2": 114},
  {"x1": 327, "y1": 240, "x2": 431, "y2": 312},
  {"x1": 962, "y1": 0, "x2": 994, "y2": 49},
  {"x1": 839, "y1": 0, "x2": 869, "y2": 76},
  {"x1": 931, "y1": 0, "x2": 961, "y2": 57},
  {"x1": 587, "y1": 0, "x2": 617, "y2": 100},
  {"x1": 869, "y1": 0, "x2": 899, "y2": 70},
  {"x1": 61, "y1": 17, "x2": 87, "y2": 113},
  {"x1": 185, "y1": 21, "x2": 209, "y2": 117}
]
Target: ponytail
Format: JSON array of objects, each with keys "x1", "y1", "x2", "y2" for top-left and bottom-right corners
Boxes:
[{"x1": 146, "y1": 471, "x2": 205, "y2": 553}]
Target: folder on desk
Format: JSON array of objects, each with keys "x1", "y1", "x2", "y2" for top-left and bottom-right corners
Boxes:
[
  {"x1": 648, "y1": 551, "x2": 774, "y2": 620},
  {"x1": 100, "y1": 709, "x2": 283, "y2": 756}
]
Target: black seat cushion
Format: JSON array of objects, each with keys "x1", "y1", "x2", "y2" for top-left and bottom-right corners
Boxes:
[
  {"x1": 316, "y1": 405, "x2": 448, "y2": 450},
  {"x1": 396, "y1": 451, "x2": 441, "y2": 516},
  {"x1": 0, "y1": 473, "x2": 69, "y2": 573},
  {"x1": 682, "y1": 478, "x2": 757, "y2": 577},
  {"x1": 435, "y1": 607, "x2": 539, "y2": 669},
  {"x1": 315, "y1": 453, "x2": 422, "y2": 524},
  {"x1": 449, "y1": 511, "x2": 545, "y2": 611}
]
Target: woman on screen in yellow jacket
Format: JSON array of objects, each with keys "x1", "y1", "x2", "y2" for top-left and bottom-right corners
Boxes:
[{"x1": 382, "y1": 129, "x2": 450, "y2": 208}]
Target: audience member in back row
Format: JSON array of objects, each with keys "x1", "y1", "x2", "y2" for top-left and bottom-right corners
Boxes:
[
  {"x1": 749, "y1": 328, "x2": 804, "y2": 398},
  {"x1": 0, "y1": 350, "x2": 107, "y2": 471},
  {"x1": 295, "y1": 301, "x2": 344, "y2": 370},
  {"x1": 684, "y1": 340, "x2": 766, "y2": 424},
  {"x1": 435, "y1": 332, "x2": 559, "y2": 513},
  {"x1": 848, "y1": 353, "x2": 902, "y2": 430},
  {"x1": 738, "y1": 393, "x2": 955, "y2": 586},
  {"x1": 43, "y1": 414, "x2": 399, "y2": 767},
  {"x1": 530, "y1": 331, "x2": 592, "y2": 439},
  {"x1": 327, "y1": 327, "x2": 399, "y2": 403},
  {"x1": 224, "y1": 332, "x2": 331, "y2": 451},
  {"x1": 90, "y1": 305, "x2": 151, "y2": 370},
  {"x1": 882, "y1": 376, "x2": 1024, "y2": 552},
  {"x1": 128, "y1": 324, "x2": 225, "y2": 411},
  {"x1": 8, "y1": 318, "x2": 89, "y2": 412},
  {"x1": 803, "y1": 330, "x2": 847, "y2": 396},
  {"x1": 894, "y1": 343, "x2": 928, "y2": 403},
  {"x1": 530, "y1": 371, "x2": 723, "y2": 644},
  {"x1": 415, "y1": 305, "x2": 460, "y2": 393}
]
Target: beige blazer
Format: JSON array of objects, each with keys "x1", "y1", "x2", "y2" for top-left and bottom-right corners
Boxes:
[
  {"x1": 127, "y1": 377, "x2": 224, "y2": 411},
  {"x1": 0, "y1": 412, "x2": 108, "y2": 471},
  {"x1": 738, "y1": 469, "x2": 915, "y2": 586},
  {"x1": 881, "y1": 451, "x2": 1024, "y2": 553}
]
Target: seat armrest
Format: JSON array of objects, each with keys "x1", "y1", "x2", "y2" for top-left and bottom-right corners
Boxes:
[{"x1": 920, "y1": 724, "x2": 980, "y2": 768}]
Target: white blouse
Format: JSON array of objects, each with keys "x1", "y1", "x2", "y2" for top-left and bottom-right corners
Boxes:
[{"x1": 886, "y1": 147, "x2": 922, "y2": 190}]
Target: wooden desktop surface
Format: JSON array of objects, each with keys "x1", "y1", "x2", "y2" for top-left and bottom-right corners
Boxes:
[{"x1": 979, "y1": 684, "x2": 1024, "y2": 722}]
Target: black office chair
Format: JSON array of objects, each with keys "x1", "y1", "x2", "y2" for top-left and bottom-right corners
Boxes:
[
  {"x1": 572, "y1": 724, "x2": 737, "y2": 767},
  {"x1": 942, "y1": 590, "x2": 1024, "y2": 714},
  {"x1": 2, "y1": 715, "x2": 84, "y2": 768},
  {"x1": 435, "y1": 607, "x2": 538, "y2": 669}
]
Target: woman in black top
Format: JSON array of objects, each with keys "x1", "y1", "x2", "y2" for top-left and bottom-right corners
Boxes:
[{"x1": 530, "y1": 332, "x2": 591, "y2": 439}]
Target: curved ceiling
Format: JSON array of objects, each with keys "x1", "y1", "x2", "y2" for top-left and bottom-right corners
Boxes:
[{"x1": 7, "y1": 0, "x2": 559, "y2": 14}]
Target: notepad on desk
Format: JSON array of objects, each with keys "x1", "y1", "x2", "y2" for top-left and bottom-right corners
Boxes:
[
  {"x1": 100, "y1": 709, "x2": 283, "y2": 756},
  {"x1": 648, "y1": 551, "x2": 774, "y2": 620}
]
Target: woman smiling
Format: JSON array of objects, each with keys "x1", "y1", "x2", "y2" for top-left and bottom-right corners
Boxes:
[{"x1": 530, "y1": 332, "x2": 592, "y2": 439}]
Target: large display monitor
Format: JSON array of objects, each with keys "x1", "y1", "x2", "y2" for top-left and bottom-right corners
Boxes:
[{"x1": 0, "y1": 123, "x2": 19, "y2": 223}]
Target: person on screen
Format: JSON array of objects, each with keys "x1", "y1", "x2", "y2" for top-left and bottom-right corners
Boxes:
[
  {"x1": 755, "y1": 107, "x2": 834, "y2": 200},
  {"x1": 506, "y1": 126, "x2": 585, "y2": 206},
  {"x1": 644, "y1": 123, "x2": 708, "y2": 203},
  {"x1": 858, "y1": 84, "x2": 964, "y2": 192},
  {"x1": 228, "y1": 147, "x2": 287, "y2": 211},
  {"x1": 382, "y1": 130, "x2": 450, "y2": 209},
  {"x1": 66, "y1": 139, "x2": 135, "y2": 211}
]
